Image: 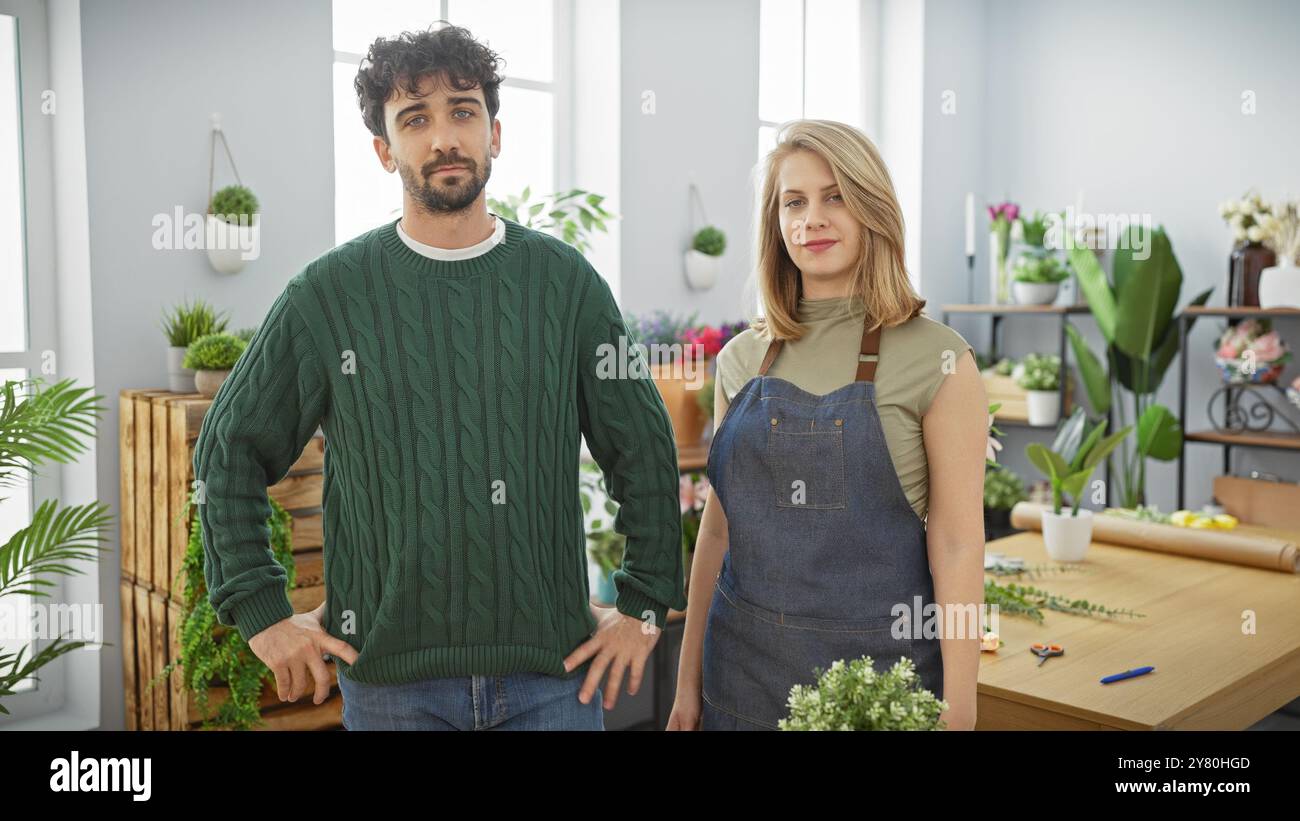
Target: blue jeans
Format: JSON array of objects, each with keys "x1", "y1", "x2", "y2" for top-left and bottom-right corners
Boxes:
[{"x1": 338, "y1": 670, "x2": 605, "y2": 731}]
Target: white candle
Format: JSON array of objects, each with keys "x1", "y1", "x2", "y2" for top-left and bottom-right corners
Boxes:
[{"x1": 965, "y1": 192, "x2": 975, "y2": 256}]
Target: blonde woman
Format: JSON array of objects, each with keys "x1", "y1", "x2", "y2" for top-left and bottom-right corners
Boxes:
[{"x1": 668, "y1": 120, "x2": 987, "y2": 731}]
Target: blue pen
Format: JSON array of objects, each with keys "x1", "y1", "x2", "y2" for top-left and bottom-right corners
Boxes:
[{"x1": 1101, "y1": 666, "x2": 1154, "y2": 684}]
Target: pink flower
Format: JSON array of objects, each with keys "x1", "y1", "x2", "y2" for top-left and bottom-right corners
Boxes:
[
  {"x1": 1217, "y1": 340, "x2": 1241, "y2": 359},
  {"x1": 1248, "y1": 331, "x2": 1285, "y2": 363},
  {"x1": 1005, "y1": 203, "x2": 1020, "y2": 222},
  {"x1": 692, "y1": 475, "x2": 711, "y2": 511},
  {"x1": 679, "y1": 474, "x2": 695, "y2": 514},
  {"x1": 684, "y1": 326, "x2": 725, "y2": 358}
]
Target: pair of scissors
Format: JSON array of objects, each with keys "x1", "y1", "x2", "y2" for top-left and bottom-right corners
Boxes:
[{"x1": 1030, "y1": 642, "x2": 1064, "y2": 666}]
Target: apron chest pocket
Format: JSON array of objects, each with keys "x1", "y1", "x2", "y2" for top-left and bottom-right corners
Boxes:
[{"x1": 767, "y1": 427, "x2": 847, "y2": 509}]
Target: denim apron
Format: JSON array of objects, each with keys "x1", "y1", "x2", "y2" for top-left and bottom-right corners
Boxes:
[{"x1": 700, "y1": 318, "x2": 944, "y2": 730}]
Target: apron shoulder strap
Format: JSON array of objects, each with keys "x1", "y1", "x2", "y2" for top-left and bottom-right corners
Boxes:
[
  {"x1": 755, "y1": 315, "x2": 882, "y2": 380},
  {"x1": 856, "y1": 321, "x2": 882, "y2": 382}
]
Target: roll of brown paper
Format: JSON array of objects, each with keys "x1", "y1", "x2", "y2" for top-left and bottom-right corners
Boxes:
[{"x1": 1008, "y1": 502, "x2": 1299, "y2": 574}]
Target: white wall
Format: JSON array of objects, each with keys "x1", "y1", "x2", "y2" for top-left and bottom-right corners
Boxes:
[{"x1": 618, "y1": 0, "x2": 761, "y2": 324}]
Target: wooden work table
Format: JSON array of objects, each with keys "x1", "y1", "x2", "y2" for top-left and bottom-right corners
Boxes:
[{"x1": 976, "y1": 530, "x2": 1300, "y2": 730}]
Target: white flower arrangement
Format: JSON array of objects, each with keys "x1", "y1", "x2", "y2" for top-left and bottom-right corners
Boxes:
[
  {"x1": 1219, "y1": 190, "x2": 1272, "y2": 244},
  {"x1": 1258, "y1": 200, "x2": 1300, "y2": 264}
]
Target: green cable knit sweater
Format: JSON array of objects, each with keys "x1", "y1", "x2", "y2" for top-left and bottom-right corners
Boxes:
[{"x1": 193, "y1": 216, "x2": 687, "y2": 685}]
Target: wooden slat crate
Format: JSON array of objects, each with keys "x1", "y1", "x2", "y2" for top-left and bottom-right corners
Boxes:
[
  {"x1": 982, "y1": 371, "x2": 1073, "y2": 423},
  {"x1": 119, "y1": 387, "x2": 336, "y2": 730}
]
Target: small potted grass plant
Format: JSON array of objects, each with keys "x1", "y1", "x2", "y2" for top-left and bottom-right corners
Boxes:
[
  {"x1": 183, "y1": 332, "x2": 248, "y2": 397},
  {"x1": 1025, "y1": 409, "x2": 1132, "y2": 561},
  {"x1": 1016, "y1": 353, "x2": 1062, "y2": 425},
  {"x1": 685, "y1": 226, "x2": 726, "y2": 290},
  {"x1": 984, "y1": 464, "x2": 1027, "y2": 541},
  {"x1": 160, "y1": 299, "x2": 229, "y2": 392},
  {"x1": 207, "y1": 184, "x2": 260, "y2": 274}
]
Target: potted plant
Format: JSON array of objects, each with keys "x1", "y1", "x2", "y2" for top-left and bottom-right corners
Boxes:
[
  {"x1": 1025, "y1": 409, "x2": 1132, "y2": 561},
  {"x1": 1012, "y1": 254, "x2": 1069, "y2": 305},
  {"x1": 1214, "y1": 318, "x2": 1291, "y2": 383},
  {"x1": 1219, "y1": 191, "x2": 1276, "y2": 306},
  {"x1": 206, "y1": 184, "x2": 259, "y2": 274},
  {"x1": 780, "y1": 656, "x2": 948, "y2": 730},
  {"x1": 1067, "y1": 225, "x2": 1213, "y2": 507},
  {"x1": 984, "y1": 464, "x2": 1027, "y2": 541},
  {"x1": 625, "y1": 309, "x2": 708, "y2": 447},
  {"x1": 1257, "y1": 199, "x2": 1300, "y2": 308},
  {"x1": 160, "y1": 299, "x2": 229, "y2": 393},
  {"x1": 1015, "y1": 353, "x2": 1062, "y2": 425},
  {"x1": 0, "y1": 378, "x2": 112, "y2": 715},
  {"x1": 685, "y1": 226, "x2": 726, "y2": 290},
  {"x1": 183, "y1": 332, "x2": 248, "y2": 397}
]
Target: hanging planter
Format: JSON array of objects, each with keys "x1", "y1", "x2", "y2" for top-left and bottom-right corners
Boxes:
[
  {"x1": 684, "y1": 184, "x2": 724, "y2": 291},
  {"x1": 204, "y1": 114, "x2": 260, "y2": 275},
  {"x1": 685, "y1": 227, "x2": 725, "y2": 290}
]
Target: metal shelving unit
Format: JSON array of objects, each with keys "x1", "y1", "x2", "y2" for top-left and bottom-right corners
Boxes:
[{"x1": 1175, "y1": 306, "x2": 1300, "y2": 509}]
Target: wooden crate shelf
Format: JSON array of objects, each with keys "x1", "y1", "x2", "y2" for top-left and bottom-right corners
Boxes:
[{"x1": 119, "y1": 387, "x2": 335, "y2": 731}]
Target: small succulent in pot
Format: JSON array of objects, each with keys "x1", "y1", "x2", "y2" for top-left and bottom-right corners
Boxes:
[{"x1": 184, "y1": 332, "x2": 248, "y2": 398}]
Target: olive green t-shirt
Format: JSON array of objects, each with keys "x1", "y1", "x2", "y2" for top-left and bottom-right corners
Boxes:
[{"x1": 715, "y1": 296, "x2": 974, "y2": 522}]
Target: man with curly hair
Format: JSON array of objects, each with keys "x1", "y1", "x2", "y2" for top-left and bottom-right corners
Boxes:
[{"x1": 193, "y1": 23, "x2": 686, "y2": 731}]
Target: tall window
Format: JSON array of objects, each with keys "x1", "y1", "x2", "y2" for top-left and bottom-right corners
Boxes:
[
  {"x1": 757, "y1": 0, "x2": 862, "y2": 164},
  {"x1": 332, "y1": 0, "x2": 562, "y2": 244}
]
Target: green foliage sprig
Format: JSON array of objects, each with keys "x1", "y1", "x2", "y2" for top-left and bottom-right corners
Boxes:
[
  {"x1": 160, "y1": 299, "x2": 230, "y2": 348},
  {"x1": 0, "y1": 378, "x2": 111, "y2": 714},
  {"x1": 1012, "y1": 254, "x2": 1069, "y2": 283},
  {"x1": 183, "y1": 333, "x2": 247, "y2": 371},
  {"x1": 152, "y1": 496, "x2": 294, "y2": 730},
  {"x1": 487, "y1": 187, "x2": 614, "y2": 256},
  {"x1": 983, "y1": 465, "x2": 1027, "y2": 511},
  {"x1": 692, "y1": 226, "x2": 726, "y2": 256},
  {"x1": 209, "y1": 185, "x2": 259, "y2": 224},
  {"x1": 983, "y1": 578, "x2": 1145, "y2": 624},
  {"x1": 1016, "y1": 353, "x2": 1061, "y2": 391},
  {"x1": 780, "y1": 656, "x2": 948, "y2": 731}
]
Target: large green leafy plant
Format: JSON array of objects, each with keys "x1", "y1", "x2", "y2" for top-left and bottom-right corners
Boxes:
[
  {"x1": 1066, "y1": 226, "x2": 1212, "y2": 507},
  {"x1": 0, "y1": 378, "x2": 111, "y2": 713}
]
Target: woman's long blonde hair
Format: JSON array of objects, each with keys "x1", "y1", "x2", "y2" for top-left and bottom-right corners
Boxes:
[{"x1": 752, "y1": 119, "x2": 925, "y2": 341}]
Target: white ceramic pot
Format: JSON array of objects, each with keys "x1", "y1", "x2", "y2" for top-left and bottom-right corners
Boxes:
[
  {"x1": 194, "y1": 368, "x2": 232, "y2": 398},
  {"x1": 1013, "y1": 280, "x2": 1060, "y2": 305},
  {"x1": 166, "y1": 346, "x2": 196, "y2": 393},
  {"x1": 684, "y1": 249, "x2": 720, "y2": 290},
  {"x1": 1041, "y1": 507, "x2": 1094, "y2": 562},
  {"x1": 205, "y1": 213, "x2": 260, "y2": 275},
  {"x1": 1258, "y1": 259, "x2": 1300, "y2": 309},
  {"x1": 1026, "y1": 389, "x2": 1060, "y2": 426}
]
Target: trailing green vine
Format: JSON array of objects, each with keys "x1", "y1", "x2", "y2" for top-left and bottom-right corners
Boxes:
[
  {"x1": 148, "y1": 494, "x2": 295, "y2": 730},
  {"x1": 983, "y1": 578, "x2": 1145, "y2": 625}
]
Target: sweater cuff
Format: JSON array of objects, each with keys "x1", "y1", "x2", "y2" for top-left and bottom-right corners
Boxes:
[
  {"x1": 232, "y1": 584, "x2": 295, "y2": 644},
  {"x1": 614, "y1": 586, "x2": 669, "y2": 633}
]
